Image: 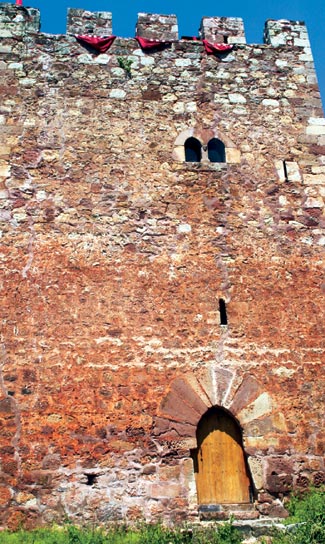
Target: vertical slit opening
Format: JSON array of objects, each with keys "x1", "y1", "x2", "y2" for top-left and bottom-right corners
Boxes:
[
  {"x1": 283, "y1": 160, "x2": 289, "y2": 182},
  {"x1": 219, "y1": 298, "x2": 228, "y2": 325},
  {"x1": 224, "y1": 35, "x2": 229, "y2": 44}
]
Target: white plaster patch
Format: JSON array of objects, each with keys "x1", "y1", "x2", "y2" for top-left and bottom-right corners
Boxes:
[
  {"x1": 8, "y1": 62, "x2": 23, "y2": 70},
  {"x1": 185, "y1": 102, "x2": 197, "y2": 112},
  {"x1": 308, "y1": 117, "x2": 325, "y2": 125},
  {"x1": 273, "y1": 366, "x2": 296, "y2": 377},
  {"x1": 275, "y1": 59, "x2": 288, "y2": 68},
  {"x1": 77, "y1": 54, "x2": 93, "y2": 64},
  {"x1": 193, "y1": 314, "x2": 203, "y2": 322},
  {"x1": 304, "y1": 197, "x2": 323, "y2": 208},
  {"x1": 173, "y1": 102, "x2": 185, "y2": 113},
  {"x1": 175, "y1": 58, "x2": 192, "y2": 67},
  {"x1": 94, "y1": 54, "x2": 110, "y2": 64},
  {"x1": 262, "y1": 99, "x2": 280, "y2": 107},
  {"x1": 306, "y1": 125, "x2": 325, "y2": 135},
  {"x1": 109, "y1": 89, "x2": 126, "y2": 99},
  {"x1": 233, "y1": 107, "x2": 248, "y2": 115},
  {"x1": 229, "y1": 93, "x2": 246, "y2": 104},
  {"x1": 36, "y1": 190, "x2": 47, "y2": 201},
  {"x1": 95, "y1": 336, "x2": 123, "y2": 345},
  {"x1": 141, "y1": 56, "x2": 155, "y2": 66},
  {"x1": 111, "y1": 67, "x2": 125, "y2": 77},
  {"x1": 0, "y1": 163, "x2": 10, "y2": 177},
  {"x1": 177, "y1": 223, "x2": 191, "y2": 234}
]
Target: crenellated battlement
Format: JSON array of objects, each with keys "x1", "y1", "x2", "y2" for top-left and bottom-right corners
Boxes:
[{"x1": 0, "y1": 2, "x2": 311, "y2": 50}]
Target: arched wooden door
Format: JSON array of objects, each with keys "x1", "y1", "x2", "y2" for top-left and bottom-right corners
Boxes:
[{"x1": 193, "y1": 408, "x2": 251, "y2": 504}]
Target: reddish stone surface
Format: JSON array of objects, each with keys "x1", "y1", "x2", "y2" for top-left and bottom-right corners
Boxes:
[{"x1": 0, "y1": 3, "x2": 324, "y2": 528}]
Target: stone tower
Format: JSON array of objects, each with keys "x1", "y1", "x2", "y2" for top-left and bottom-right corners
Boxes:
[{"x1": 0, "y1": 3, "x2": 324, "y2": 529}]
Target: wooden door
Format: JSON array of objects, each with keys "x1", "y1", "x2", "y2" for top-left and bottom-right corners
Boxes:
[{"x1": 194, "y1": 408, "x2": 251, "y2": 504}]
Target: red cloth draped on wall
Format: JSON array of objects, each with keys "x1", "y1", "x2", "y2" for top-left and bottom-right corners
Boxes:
[
  {"x1": 135, "y1": 37, "x2": 171, "y2": 50},
  {"x1": 76, "y1": 35, "x2": 116, "y2": 53},
  {"x1": 202, "y1": 39, "x2": 233, "y2": 54}
]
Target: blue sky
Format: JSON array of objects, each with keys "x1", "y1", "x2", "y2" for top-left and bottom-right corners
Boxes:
[{"x1": 23, "y1": 1, "x2": 325, "y2": 108}]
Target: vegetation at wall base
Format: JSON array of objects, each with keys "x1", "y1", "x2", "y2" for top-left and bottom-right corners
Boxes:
[
  {"x1": 0, "y1": 519, "x2": 241, "y2": 544},
  {"x1": 0, "y1": 489, "x2": 324, "y2": 544},
  {"x1": 272, "y1": 486, "x2": 325, "y2": 544}
]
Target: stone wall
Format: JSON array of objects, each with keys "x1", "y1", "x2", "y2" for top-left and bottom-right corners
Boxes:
[{"x1": 0, "y1": 3, "x2": 324, "y2": 529}]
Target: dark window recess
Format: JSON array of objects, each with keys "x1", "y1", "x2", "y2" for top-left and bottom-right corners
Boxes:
[
  {"x1": 219, "y1": 299, "x2": 228, "y2": 325},
  {"x1": 224, "y1": 35, "x2": 229, "y2": 43},
  {"x1": 208, "y1": 138, "x2": 226, "y2": 163},
  {"x1": 185, "y1": 137, "x2": 202, "y2": 162},
  {"x1": 85, "y1": 474, "x2": 97, "y2": 486},
  {"x1": 283, "y1": 161, "x2": 289, "y2": 182}
]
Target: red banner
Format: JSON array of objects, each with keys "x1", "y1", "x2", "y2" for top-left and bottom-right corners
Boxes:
[
  {"x1": 202, "y1": 40, "x2": 233, "y2": 54},
  {"x1": 76, "y1": 35, "x2": 116, "y2": 53},
  {"x1": 136, "y1": 37, "x2": 171, "y2": 50}
]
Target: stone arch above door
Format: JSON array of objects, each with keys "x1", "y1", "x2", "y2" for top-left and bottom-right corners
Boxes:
[{"x1": 152, "y1": 367, "x2": 287, "y2": 486}]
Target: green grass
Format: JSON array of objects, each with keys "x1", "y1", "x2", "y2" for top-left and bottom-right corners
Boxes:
[
  {"x1": 0, "y1": 520, "x2": 241, "y2": 544},
  {"x1": 0, "y1": 525, "x2": 133, "y2": 544},
  {"x1": 272, "y1": 486, "x2": 325, "y2": 544}
]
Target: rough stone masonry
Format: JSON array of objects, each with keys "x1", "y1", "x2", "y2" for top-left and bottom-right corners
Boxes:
[{"x1": 0, "y1": 3, "x2": 324, "y2": 529}]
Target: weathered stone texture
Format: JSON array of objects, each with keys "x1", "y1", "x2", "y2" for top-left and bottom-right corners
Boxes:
[
  {"x1": 199, "y1": 16, "x2": 246, "y2": 44},
  {"x1": 0, "y1": 2, "x2": 324, "y2": 528},
  {"x1": 136, "y1": 13, "x2": 178, "y2": 41},
  {"x1": 67, "y1": 8, "x2": 112, "y2": 37}
]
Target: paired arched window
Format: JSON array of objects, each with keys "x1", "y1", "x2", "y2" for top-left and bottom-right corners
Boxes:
[{"x1": 184, "y1": 137, "x2": 225, "y2": 163}]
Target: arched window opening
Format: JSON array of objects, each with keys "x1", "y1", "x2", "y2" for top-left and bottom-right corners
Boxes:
[
  {"x1": 185, "y1": 137, "x2": 202, "y2": 162},
  {"x1": 208, "y1": 138, "x2": 226, "y2": 163},
  {"x1": 191, "y1": 407, "x2": 254, "y2": 505}
]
